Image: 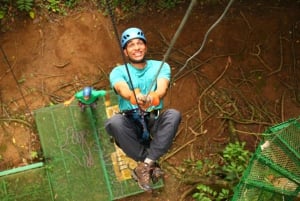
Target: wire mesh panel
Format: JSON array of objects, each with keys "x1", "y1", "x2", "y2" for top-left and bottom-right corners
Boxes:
[
  {"x1": 232, "y1": 118, "x2": 300, "y2": 201},
  {"x1": 258, "y1": 140, "x2": 300, "y2": 185},
  {"x1": 232, "y1": 181, "x2": 296, "y2": 201},
  {"x1": 0, "y1": 167, "x2": 53, "y2": 201},
  {"x1": 245, "y1": 158, "x2": 299, "y2": 196},
  {"x1": 34, "y1": 102, "x2": 112, "y2": 201},
  {"x1": 1, "y1": 91, "x2": 164, "y2": 201}
]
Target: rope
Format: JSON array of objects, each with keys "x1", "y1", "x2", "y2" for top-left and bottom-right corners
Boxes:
[
  {"x1": 174, "y1": 0, "x2": 235, "y2": 78},
  {"x1": 0, "y1": 45, "x2": 32, "y2": 116},
  {"x1": 146, "y1": 0, "x2": 197, "y2": 96},
  {"x1": 104, "y1": 0, "x2": 140, "y2": 109}
]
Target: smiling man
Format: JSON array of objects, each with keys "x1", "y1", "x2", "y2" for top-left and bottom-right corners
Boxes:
[{"x1": 105, "y1": 27, "x2": 181, "y2": 192}]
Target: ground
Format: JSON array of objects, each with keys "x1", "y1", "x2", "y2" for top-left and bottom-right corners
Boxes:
[{"x1": 0, "y1": 1, "x2": 300, "y2": 200}]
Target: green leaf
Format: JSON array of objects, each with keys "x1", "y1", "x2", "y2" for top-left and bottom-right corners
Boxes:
[{"x1": 29, "y1": 11, "x2": 35, "y2": 19}]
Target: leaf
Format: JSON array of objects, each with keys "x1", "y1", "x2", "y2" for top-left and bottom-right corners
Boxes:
[
  {"x1": 29, "y1": 11, "x2": 35, "y2": 19},
  {"x1": 30, "y1": 151, "x2": 38, "y2": 159},
  {"x1": 0, "y1": 10, "x2": 5, "y2": 19}
]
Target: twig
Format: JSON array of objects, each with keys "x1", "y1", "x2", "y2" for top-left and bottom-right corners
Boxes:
[
  {"x1": 0, "y1": 118, "x2": 32, "y2": 128},
  {"x1": 174, "y1": 54, "x2": 233, "y2": 82},
  {"x1": 0, "y1": 60, "x2": 16, "y2": 81},
  {"x1": 199, "y1": 56, "x2": 231, "y2": 99},
  {"x1": 179, "y1": 184, "x2": 198, "y2": 201},
  {"x1": 219, "y1": 116, "x2": 273, "y2": 126},
  {"x1": 239, "y1": 11, "x2": 252, "y2": 30},
  {"x1": 250, "y1": 44, "x2": 273, "y2": 71},
  {"x1": 162, "y1": 138, "x2": 197, "y2": 162},
  {"x1": 267, "y1": 35, "x2": 284, "y2": 76},
  {"x1": 53, "y1": 61, "x2": 71, "y2": 68},
  {"x1": 232, "y1": 128, "x2": 262, "y2": 136},
  {"x1": 281, "y1": 90, "x2": 286, "y2": 122}
]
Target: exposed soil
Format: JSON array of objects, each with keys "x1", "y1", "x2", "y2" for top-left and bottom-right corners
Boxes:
[{"x1": 0, "y1": 1, "x2": 300, "y2": 200}]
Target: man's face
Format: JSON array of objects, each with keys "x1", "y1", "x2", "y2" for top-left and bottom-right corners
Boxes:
[{"x1": 123, "y1": 38, "x2": 147, "y2": 63}]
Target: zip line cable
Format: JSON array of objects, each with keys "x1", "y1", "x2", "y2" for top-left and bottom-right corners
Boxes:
[
  {"x1": 0, "y1": 46, "x2": 32, "y2": 116},
  {"x1": 174, "y1": 0, "x2": 235, "y2": 78},
  {"x1": 146, "y1": 0, "x2": 197, "y2": 96}
]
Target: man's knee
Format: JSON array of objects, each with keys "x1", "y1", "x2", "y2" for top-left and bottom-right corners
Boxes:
[
  {"x1": 105, "y1": 114, "x2": 125, "y2": 135},
  {"x1": 165, "y1": 109, "x2": 181, "y2": 123}
]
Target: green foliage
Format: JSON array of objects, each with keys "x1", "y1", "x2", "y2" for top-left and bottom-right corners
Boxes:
[
  {"x1": 98, "y1": 0, "x2": 147, "y2": 13},
  {"x1": 0, "y1": 0, "x2": 185, "y2": 23},
  {"x1": 98, "y1": 0, "x2": 182, "y2": 14},
  {"x1": 193, "y1": 184, "x2": 229, "y2": 201},
  {"x1": 221, "y1": 141, "x2": 251, "y2": 181},
  {"x1": 0, "y1": 0, "x2": 9, "y2": 19},
  {"x1": 0, "y1": 10, "x2": 6, "y2": 20},
  {"x1": 30, "y1": 151, "x2": 38, "y2": 160},
  {"x1": 64, "y1": 0, "x2": 79, "y2": 8},
  {"x1": 190, "y1": 141, "x2": 251, "y2": 200},
  {"x1": 16, "y1": 0, "x2": 34, "y2": 12},
  {"x1": 157, "y1": 0, "x2": 181, "y2": 9},
  {"x1": 45, "y1": 0, "x2": 66, "y2": 15}
]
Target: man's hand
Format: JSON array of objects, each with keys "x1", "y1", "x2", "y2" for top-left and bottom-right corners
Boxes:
[
  {"x1": 64, "y1": 100, "x2": 71, "y2": 106},
  {"x1": 64, "y1": 96, "x2": 75, "y2": 106},
  {"x1": 148, "y1": 91, "x2": 160, "y2": 106},
  {"x1": 130, "y1": 89, "x2": 160, "y2": 109},
  {"x1": 129, "y1": 88, "x2": 145, "y2": 105},
  {"x1": 139, "y1": 91, "x2": 160, "y2": 110}
]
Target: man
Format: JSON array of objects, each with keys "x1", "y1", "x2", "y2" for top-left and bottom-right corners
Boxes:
[
  {"x1": 105, "y1": 27, "x2": 181, "y2": 191},
  {"x1": 64, "y1": 86, "x2": 106, "y2": 112}
]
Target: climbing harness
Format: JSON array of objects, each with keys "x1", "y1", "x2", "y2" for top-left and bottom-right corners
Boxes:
[{"x1": 120, "y1": 109, "x2": 160, "y2": 142}]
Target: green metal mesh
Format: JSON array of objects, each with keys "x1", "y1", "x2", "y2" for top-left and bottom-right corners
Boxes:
[
  {"x1": 0, "y1": 90, "x2": 163, "y2": 201},
  {"x1": 34, "y1": 102, "x2": 112, "y2": 201},
  {"x1": 0, "y1": 166, "x2": 53, "y2": 201},
  {"x1": 232, "y1": 181, "x2": 296, "y2": 201},
  {"x1": 232, "y1": 118, "x2": 300, "y2": 201}
]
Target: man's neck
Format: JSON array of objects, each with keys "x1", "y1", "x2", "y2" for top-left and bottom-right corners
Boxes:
[{"x1": 130, "y1": 61, "x2": 147, "y2": 69}]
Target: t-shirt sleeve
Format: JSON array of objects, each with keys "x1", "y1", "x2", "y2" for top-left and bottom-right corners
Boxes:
[
  {"x1": 109, "y1": 66, "x2": 126, "y2": 88},
  {"x1": 158, "y1": 62, "x2": 171, "y2": 81},
  {"x1": 94, "y1": 90, "x2": 106, "y2": 97},
  {"x1": 75, "y1": 91, "x2": 83, "y2": 99}
]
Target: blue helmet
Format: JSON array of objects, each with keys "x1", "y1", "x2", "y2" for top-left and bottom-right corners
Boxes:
[
  {"x1": 121, "y1": 27, "x2": 146, "y2": 49},
  {"x1": 83, "y1": 87, "x2": 92, "y2": 97}
]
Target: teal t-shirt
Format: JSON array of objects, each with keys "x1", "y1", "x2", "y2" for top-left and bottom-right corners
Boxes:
[
  {"x1": 109, "y1": 60, "x2": 171, "y2": 111},
  {"x1": 75, "y1": 89, "x2": 106, "y2": 104}
]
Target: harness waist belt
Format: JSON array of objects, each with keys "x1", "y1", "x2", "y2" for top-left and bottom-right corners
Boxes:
[{"x1": 121, "y1": 109, "x2": 160, "y2": 116}]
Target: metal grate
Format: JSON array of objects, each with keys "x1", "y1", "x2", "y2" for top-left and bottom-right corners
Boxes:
[
  {"x1": 0, "y1": 90, "x2": 163, "y2": 201},
  {"x1": 232, "y1": 118, "x2": 300, "y2": 201}
]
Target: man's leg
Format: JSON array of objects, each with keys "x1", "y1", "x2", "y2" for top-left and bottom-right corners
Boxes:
[
  {"x1": 90, "y1": 101, "x2": 97, "y2": 110},
  {"x1": 141, "y1": 109, "x2": 181, "y2": 184},
  {"x1": 105, "y1": 114, "x2": 148, "y2": 161},
  {"x1": 147, "y1": 109, "x2": 181, "y2": 161},
  {"x1": 105, "y1": 114, "x2": 153, "y2": 191},
  {"x1": 78, "y1": 102, "x2": 86, "y2": 112}
]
